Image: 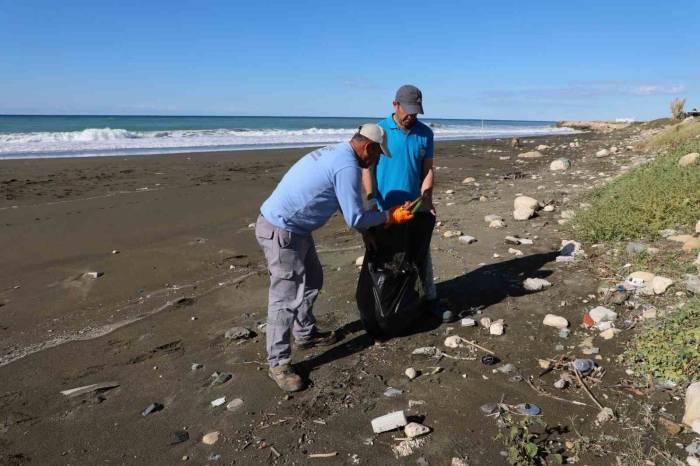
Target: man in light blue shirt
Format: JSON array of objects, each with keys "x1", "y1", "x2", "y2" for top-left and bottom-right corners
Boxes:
[
  {"x1": 257, "y1": 124, "x2": 414, "y2": 392},
  {"x1": 363, "y1": 85, "x2": 456, "y2": 323}
]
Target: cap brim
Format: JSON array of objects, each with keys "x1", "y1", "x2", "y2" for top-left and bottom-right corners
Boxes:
[
  {"x1": 380, "y1": 142, "x2": 391, "y2": 158},
  {"x1": 399, "y1": 102, "x2": 424, "y2": 114}
]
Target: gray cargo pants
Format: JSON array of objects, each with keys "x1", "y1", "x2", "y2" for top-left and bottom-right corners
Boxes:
[{"x1": 255, "y1": 215, "x2": 322, "y2": 368}]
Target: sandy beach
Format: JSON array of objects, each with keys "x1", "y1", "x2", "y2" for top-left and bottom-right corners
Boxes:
[{"x1": 0, "y1": 127, "x2": 691, "y2": 465}]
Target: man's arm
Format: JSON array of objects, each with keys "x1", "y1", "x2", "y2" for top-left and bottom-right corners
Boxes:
[
  {"x1": 420, "y1": 133, "x2": 435, "y2": 215},
  {"x1": 336, "y1": 167, "x2": 387, "y2": 230},
  {"x1": 361, "y1": 166, "x2": 378, "y2": 210}
]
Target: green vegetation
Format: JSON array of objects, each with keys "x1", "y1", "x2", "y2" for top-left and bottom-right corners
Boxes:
[
  {"x1": 625, "y1": 297, "x2": 700, "y2": 383},
  {"x1": 495, "y1": 414, "x2": 562, "y2": 466},
  {"x1": 569, "y1": 132, "x2": 700, "y2": 242},
  {"x1": 641, "y1": 118, "x2": 700, "y2": 152}
]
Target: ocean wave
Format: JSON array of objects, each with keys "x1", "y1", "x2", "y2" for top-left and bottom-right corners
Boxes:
[{"x1": 0, "y1": 125, "x2": 578, "y2": 159}]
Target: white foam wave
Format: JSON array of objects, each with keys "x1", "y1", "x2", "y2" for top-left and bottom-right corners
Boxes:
[{"x1": 0, "y1": 125, "x2": 578, "y2": 159}]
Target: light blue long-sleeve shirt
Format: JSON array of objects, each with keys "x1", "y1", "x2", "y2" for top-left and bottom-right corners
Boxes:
[{"x1": 260, "y1": 142, "x2": 387, "y2": 235}]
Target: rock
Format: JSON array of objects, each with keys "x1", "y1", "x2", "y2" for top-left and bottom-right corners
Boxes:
[
  {"x1": 513, "y1": 208, "x2": 535, "y2": 221},
  {"x1": 572, "y1": 358, "x2": 595, "y2": 374},
  {"x1": 484, "y1": 214, "x2": 503, "y2": 223},
  {"x1": 191, "y1": 363, "x2": 203, "y2": 371},
  {"x1": 589, "y1": 306, "x2": 617, "y2": 323},
  {"x1": 669, "y1": 235, "x2": 700, "y2": 251},
  {"x1": 597, "y1": 407, "x2": 615, "y2": 423},
  {"x1": 445, "y1": 189, "x2": 455, "y2": 195},
  {"x1": 405, "y1": 367, "x2": 418, "y2": 380},
  {"x1": 559, "y1": 240, "x2": 585, "y2": 259},
  {"x1": 610, "y1": 146, "x2": 619, "y2": 154},
  {"x1": 523, "y1": 278, "x2": 551, "y2": 291},
  {"x1": 515, "y1": 403, "x2": 541, "y2": 416},
  {"x1": 383, "y1": 387, "x2": 403, "y2": 397},
  {"x1": 83, "y1": 271, "x2": 104, "y2": 279},
  {"x1": 514, "y1": 196, "x2": 539, "y2": 211},
  {"x1": 496, "y1": 363, "x2": 515, "y2": 374},
  {"x1": 460, "y1": 318, "x2": 476, "y2": 327},
  {"x1": 141, "y1": 402, "x2": 164, "y2": 416},
  {"x1": 355, "y1": 256, "x2": 364, "y2": 266},
  {"x1": 687, "y1": 440, "x2": 700, "y2": 456},
  {"x1": 599, "y1": 328, "x2": 621, "y2": 340},
  {"x1": 489, "y1": 220, "x2": 506, "y2": 228},
  {"x1": 685, "y1": 275, "x2": 700, "y2": 294},
  {"x1": 658, "y1": 417, "x2": 683, "y2": 435},
  {"x1": 652, "y1": 276, "x2": 674, "y2": 294},
  {"x1": 688, "y1": 456, "x2": 700, "y2": 466},
  {"x1": 505, "y1": 235, "x2": 523, "y2": 245},
  {"x1": 536, "y1": 144, "x2": 550, "y2": 151},
  {"x1": 518, "y1": 150, "x2": 544, "y2": 159},
  {"x1": 543, "y1": 314, "x2": 569, "y2": 329},
  {"x1": 554, "y1": 379, "x2": 568, "y2": 389},
  {"x1": 452, "y1": 458, "x2": 469, "y2": 466},
  {"x1": 211, "y1": 372, "x2": 233, "y2": 386},
  {"x1": 489, "y1": 321, "x2": 505, "y2": 335},
  {"x1": 371, "y1": 410, "x2": 408, "y2": 434},
  {"x1": 404, "y1": 422, "x2": 431, "y2": 438},
  {"x1": 170, "y1": 430, "x2": 190, "y2": 445},
  {"x1": 462, "y1": 176, "x2": 475, "y2": 184},
  {"x1": 202, "y1": 431, "x2": 220, "y2": 445},
  {"x1": 508, "y1": 248, "x2": 523, "y2": 256},
  {"x1": 224, "y1": 327, "x2": 253, "y2": 340},
  {"x1": 412, "y1": 346, "x2": 440, "y2": 357},
  {"x1": 543, "y1": 204, "x2": 555, "y2": 212},
  {"x1": 444, "y1": 335, "x2": 463, "y2": 348},
  {"x1": 679, "y1": 152, "x2": 699, "y2": 167},
  {"x1": 210, "y1": 397, "x2": 226, "y2": 407},
  {"x1": 595, "y1": 149, "x2": 610, "y2": 158},
  {"x1": 458, "y1": 235, "x2": 477, "y2": 244},
  {"x1": 480, "y1": 317, "x2": 492, "y2": 328},
  {"x1": 226, "y1": 398, "x2": 244, "y2": 411},
  {"x1": 550, "y1": 158, "x2": 572, "y2": 171},
  {"x1": 443, "y1": 230, "x2": 462, "y2": 238},
  {"x1": 683, "y1": 382, "x2": 700, "y2": 434}
]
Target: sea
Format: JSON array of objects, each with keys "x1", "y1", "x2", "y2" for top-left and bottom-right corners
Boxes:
[{"x1": 0, "y1": 115, "x2": 577, "y2": 160}]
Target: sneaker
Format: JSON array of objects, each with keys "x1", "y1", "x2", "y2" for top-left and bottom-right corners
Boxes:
[
  {"x1": 295, "y1": 329, "x2": 338, "y2": 349},
  {"x1": 268, "y1": 364, "x2": 304, "y2": 392},
  {"x1": 426, "y1": 299, "x2": 458, "y2": 323}
]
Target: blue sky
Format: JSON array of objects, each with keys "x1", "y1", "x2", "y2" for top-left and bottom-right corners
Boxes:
[{"x1": 1, "y1": 0, "x2": 698, "y2": 120}]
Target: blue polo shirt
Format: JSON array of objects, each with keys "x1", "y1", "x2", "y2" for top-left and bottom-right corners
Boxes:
[{"x1": 375, "y1": 115, "x2": 434, "y2": 211}]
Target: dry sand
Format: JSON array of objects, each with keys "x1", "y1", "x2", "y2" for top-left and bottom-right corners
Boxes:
[{"x1": 0, "y1": 130, "x2": 673, "y2": 464}]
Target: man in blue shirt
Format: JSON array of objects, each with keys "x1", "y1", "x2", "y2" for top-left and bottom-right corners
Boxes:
[
  {"x1": 363, "y1": 85, "x2": 457, "y2": 323},
  {"x1": 257, "y1": 124, "x2": 414, "y2": 392}
]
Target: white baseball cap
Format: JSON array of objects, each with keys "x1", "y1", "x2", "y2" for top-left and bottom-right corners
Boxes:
[{"x1": 358, "y1": 123, "x2": 391, "y2": 158}]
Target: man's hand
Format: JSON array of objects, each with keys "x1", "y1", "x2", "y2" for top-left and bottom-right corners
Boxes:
[
  {"x1": 362, "y1": 230, "x2": 378, "y2": 252},
  {"x1": 387, "y1": 205, "x2": 414, "y2": 224},
  {"x1": 421, "y1": 190, "x2": 436, "y2": 216}
]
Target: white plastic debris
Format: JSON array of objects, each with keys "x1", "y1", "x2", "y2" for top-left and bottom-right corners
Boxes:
[
  {"x1": 589, "y1": 306, "x2": 617, "y2": 323},
  {"x1": 211, "y1": 397, "x2": 226, "y2": 407},
  {"x1": 683, "y1": 381, "x2": 700, "y2": 434},
  {"x1": 489, "y1": 321, "x2": 505, "y2": 335},
  {"x1": 460, "y1": 318, "x2": 477, "y2": 327},
  {"x1": 371, "y1": 410, "x2": 408, "y2": 434},
  {"x1": 523, "y1": 278, "x2": 551, "y2": 291}
]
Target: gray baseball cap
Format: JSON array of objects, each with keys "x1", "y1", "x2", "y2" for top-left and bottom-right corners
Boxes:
[{"x1": 395, "y1": 84, "x2": 424, "y2": 114}]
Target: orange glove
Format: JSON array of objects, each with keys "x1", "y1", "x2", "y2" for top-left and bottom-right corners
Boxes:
[{"x1": 387, "y1": 205, "x2": 414, "y2": 224}]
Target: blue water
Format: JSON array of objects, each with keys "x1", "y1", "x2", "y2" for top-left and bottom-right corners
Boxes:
[{"x1": 0, "y1": 115, "x2": 575, "y2": 159}]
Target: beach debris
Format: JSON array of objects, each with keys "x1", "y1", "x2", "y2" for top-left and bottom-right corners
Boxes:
[
  {"x1": 550, "y1": 158, "x2": 572, "y2": 171},
  {"x1": 210, "y1": 397, "x2": 226, "y2": 407},
  {"x1": 355, "y1": 256, "x2": 364, "y2": 266},
  {"x1": 596, "y1": 407, "x2": 615, "y2": 423},
  {"x1": 60, "y1": 381, "x2": 119, "y2": 398},
  {"x1": 523, "y1": 278, "x2": 551, "y2": 291},
  {"x1": 460, "y1": 317, "x2": 476, "y2": 327},
  {"x1": 514, "y1": 403, "x2": 541, "y2": 416},
  {"x1": 211, "y1": 372, "x2": 233, "y2": 386},
  {"x1": 556, "y1": 240, "x2": 586, "y2": 262},
  {"x1": 484, "y1": 214, "x2": 503, "y2": 223},
  {"x1": 191, "y1": 363, "x2": 203, "y2": 371},
  {"x1": 480, "y1": 402, "x2": 500, "y2": 415},
  {"x1": 588, "y1": 306, "x2": 617, "y2": 324},
  {"x1": 392, "y1": 437, "x2": 427, "y2": 458},
  {"x1": 405, "y1": 367, "x2": 419, "y2": 380},
  {"x1": 404, "y1": 422, "x2": 431, "y2": 438},
  {"x1": 458, "y1": 235, "x2": 477, "y2": 244},
  {"x1": 462, "y1": 176, "x2": 475, "y2": 184},
  {"x1": 678, "y1": 152, "x2": 699, "y2": 167},
  {"x1": 443, "y1": 230, "x2": 462, "y2": 238},
  {"x1": 383, "y1": 387, "x2": 403, "y2": 398},
  {"x1": 572, "y1": 359, "x2": 595, "y2": 375},
  {"x1": 599, "y1": 328, "x2": 621, "y2": 340},
  {"x1": 83, "y1": 271, "x2": 104, "y2": 279},
  {"x1": 595, "y1": 149, "x2": 610, "y2": 158},
  {"x1": 480, "y1": 317, "x2": 492, "y2": 328},
  {"x1": 141, "y1": 402, "x2": 164, "y2": 416},
  {"x1": 224, "y1": 326, "x2": 253, "y2": 340},
  {"x1": 226, "y1": 398, "x2": 244, "y2": 411},
  {"x1": 543, "y1": 204, "x2": 555, "y2": 212},
  {"x1": 518, "y1": 150, "x2": 544, "y2": 159},
  {"x1": 481, "y1": 354, "x2": 499, "y2": 366},
  {"x1": 412, "y1": 346, "x2": 440, "y2": 357},
  {"x1": 489, "y1": 320, "x2": 505, "y2": 335},
  {"x1": 683, "y1": 382, "x2": 700, "y2": 434},
  {"x1": 371, "y1": 410, "x2": 408, "y2": 434},
  {"x1": 496, "y1": 363, "x2": 516, "y2": 374},
  {"x1": 508, "y1": 247, "x2": 523, "y2": 256},
  {"x1": 202, "y1": 431, "x2": 220, "y2": 445},
  {"x1": 542, "y1": 314, "x2": 569, "y2": 329},
  {"x1": 308, "y1": 452, "x2": 339, "y2": 459},
  {"x1": 170, "y1": 431, "x2": 190, "y2": 445}
]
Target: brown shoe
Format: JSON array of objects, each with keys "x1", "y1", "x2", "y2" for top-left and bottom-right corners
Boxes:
[
  {"x1": 268, "y1": 364, "x2": 304, "y2": 392},
  {"x1": 295, "y1": 330, "x2": 338, "y2": 349}
]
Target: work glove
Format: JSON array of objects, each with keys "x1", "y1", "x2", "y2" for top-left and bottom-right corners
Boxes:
[{"x1": 387, "y1": 205, "x2": 414, "y2": 225}]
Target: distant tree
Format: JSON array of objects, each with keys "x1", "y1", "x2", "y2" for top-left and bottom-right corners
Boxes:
[{"x1": 670, "y1": 98, "x2": 686, "y2": 120}]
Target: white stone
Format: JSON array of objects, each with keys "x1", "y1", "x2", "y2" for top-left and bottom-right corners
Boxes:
[
  {"x1": 508, "y1": 248, "x2": 523, "y2": 256},
  {"x1": 355, "y1": 255, "x2": 364, "y2": 266},
  {"x1": 404, "y1": 422, "x2": 431, "y2": 438},
  {"x1": 543, "y1": 314, "x2": 569, "y2": 329},
  {"x1": 226, "y1": 398, "x2": 244, "y2": 411},
  {"x1": 489, "y1": 219, "x2": 506, "y2": 228},
  {"x1": 679, "y1": 152, "x2": 699, "y2": 167},
  {"x1": 458, "y1": 235, "x2": 477, "y2": 244},
  {"x1": 443, "y1": 230, "x2": 462, "y2": 238},
  {"x1": 536, "y1": 144, "x2": 550, "y2": 151},
  {"x1": 462, "y1": 177, "x2": 475, "y2": 184},
  {"x1": 589, "y1": 306, "x2": 617, "y2": 323},
  {"x1": 599, "y1": 328, "x2": 621, "y2": 340},
  {"x1": 652, "y1": 276, "x2": 673, "y2": 294},
  {"x1": 543, "y1": 205, "x2": 555, "y2": 212},
  {"x1": 489, "y1": 321, "x2": 505, "y2": 335},
  {"x1": 484, "y1": 214, "x2": 503, "y2": 223},
  {"x1": 514, "y1": 195, "x2": 539, "y2": 211},
  {"x1": 405, "y1": 367, "x2": 418, "y2": 380},
  {"x1": 202, "y1": 431, "x2": 220, "y2": 445},
  {"x1": 371, "y1": 410, "x2": 408, "y2": 434},
  {"x1": 682, "y1": 381, "x2": 700, "y2": 433},
  {"x1": 480, "y1": 317, "x2": 492, "y2": 328},
  {"x1": 444, "y1": 335, "x2": 463, "y2": 348},
  {"x1": 513, "y1": 208, "x2": 535, "y2": 221},
  {"x1": 523, "y1": 278, "x2": 551, "y2": 291},
  {"x1": 550, "y1": 158, "x2": 572, "y2": 171},
  {"x1": 596, "y1": 149, "x2": 610, "y2": 157},
  {"x1": 518, "y1": 150, "x2": 545, "y2": 159},
  {"x1": 452, "y1": 458, "x2": 469, "y2": 466}
]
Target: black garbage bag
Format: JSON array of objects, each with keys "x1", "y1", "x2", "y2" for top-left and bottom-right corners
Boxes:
[{"x1": 356, "y1": 212, "x2": 435, "y2": 338}]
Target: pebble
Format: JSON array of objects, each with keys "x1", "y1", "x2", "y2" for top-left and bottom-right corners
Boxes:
[
  {"x1": 543, "y1": 204, "x2": 555, "y2": 212},
  {"x1": 489, "y1": 321, "x2": 505, "y2": 335},
  {"x1": 141, "y1": 402, "x2": 163, "y2": 416},
  {"x1": 404, "y1": 422, "x2": 431, "y2": 438},
  {"x1": 458, "y1": 235, "x2": 477, "y2": 244},
  {"x1": 554, "y1": 379, "x2": 568, "y2": 389},
  {"x1": 224, "y1": 327, "x2": 253, "y2": 340},
  {"x1": 599, "y1": 328, "x2": 621, "y2": 340},
  {"x1": 226, "y1": 398, "x2": 244, "y2": 411},
  {"x1": 383, "y1": 387, "x2": 403, "y2": 397},
  {"x1": 191, "y1": 363, "x2": 203, "y2": 371},
  {"x1": 462, "y1": 177, "x2": 475, "y2": 184},
  {"x1": 211, "y1": 372, "x2": 233, "y2": 386},
  {"x1": 523, "y1": 278, "x2": 551, "y2": 291},
  {"x1": 572, "y1": 359, "x2": 595, "y2": 374},
  {"x1": 405, "y1": 367, "x2": 418, "y2": 380},
  {"x1": 202, "y1": 431, "x2": 220, "y2": 445},
  {"x1": 443, "y1": 230, "x2": 463, "y2": 238},
  {"x1": 542, "y1": 314, "x2": 569, "y2": 329}
]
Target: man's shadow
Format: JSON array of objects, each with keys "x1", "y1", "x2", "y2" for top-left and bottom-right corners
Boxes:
[{"x1": 297, "y1": 250, "x2": 559, "y2": 376}]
